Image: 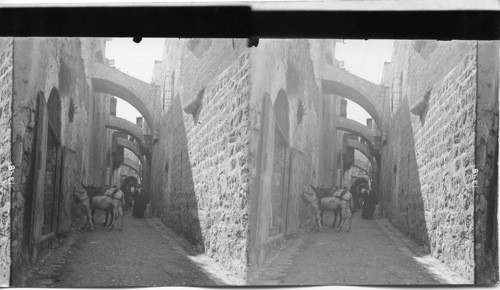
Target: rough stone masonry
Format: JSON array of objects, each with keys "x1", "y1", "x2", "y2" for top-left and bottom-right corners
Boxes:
[
  {"x1": 0, "y1": 38, "x2": 13, "y2": 287},
  {"x1": 380, "y1": 41, "x2": 485, "y2": 283},
  {"x1": 150, "y1": 48, "x2": 251, "y2": 282}
]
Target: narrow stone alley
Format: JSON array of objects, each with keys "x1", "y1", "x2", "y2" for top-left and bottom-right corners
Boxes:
[
  {"x1": 21, "y1": 211, "x2": 237, "y2": 287},
  {"x1": 5, "y1": 38, "x2": 497, "y2": 286},
  {"x1": 251, "y1": 213, "x2": 468, "y2": 285}
]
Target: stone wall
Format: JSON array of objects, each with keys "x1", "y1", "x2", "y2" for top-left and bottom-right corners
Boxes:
[
  {"x1": 474, "y1": 41, "x2": 499, "y2": 284},
  {"x1": 380, "y1": 41, "x2": 476, "y2": 282},
  {"x1": 150, "y1": 44, "x2": 251, "y2": 282},
  {"x1": 248, "y1": 40, "x2": 330, "y2": 272},
  {"x1": 0, "y1": 38, "x2": 12, "y2": 286},
  {"x1": 80, "y1": 39, "x2": 113, "y2": 186},
  {"x1": 87, "y1": 93, "x2": 109, "y2": 186},
  {"x1": 178, "y1": 39, "x2": 248, "y2": 107},
  {"x1": 10, "y1": 38, "x2": 103, "y2": 280}
]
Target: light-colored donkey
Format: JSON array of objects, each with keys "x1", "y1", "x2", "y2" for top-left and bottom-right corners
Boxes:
[
  {"x1": 73, "y1": 184, "x2": 125, "y2": 231},
  {"x1": 303, "y1": 185, "x2": 355, "y2": 232}
]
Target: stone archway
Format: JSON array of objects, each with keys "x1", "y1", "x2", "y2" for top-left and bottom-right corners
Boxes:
[
  {"x1": 120, "y1": 175, "x2": 139, "y2": 208},
  {"x1": 89, "y1": 62, "x2": 156, "y2": 136},
  {"x1": 352, "y1": 159, "x2": 372, "y2": 175},
  {"x1": 347, "y1": 139, "x2": 372, "y2": 163},
  {"x1": 337, "y1": 116, "x2": 373, "y2": 145},
  {"x1": 121, "y1": 175, "x2": 139, "y2": 188},
  {"x1": 115, "y1": 136, "x2": 144, "y2": 166},
  {"x1": 106, "y1": 115, "x2": 145, "y2": 144},
  {"x1": 321, "y1": 68, "x2": 384, "y2": 133}
]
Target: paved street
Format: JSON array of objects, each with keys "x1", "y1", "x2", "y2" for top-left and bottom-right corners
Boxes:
[
  {"x1": 23, "y1": 211, "x2": 231, "y2": 287},
  {"x1": 252, "y1": 212, "x2": 467, "y2": 286},
  {"x1": 20, "y1": 209, "x2": 470, "y2": 287}
]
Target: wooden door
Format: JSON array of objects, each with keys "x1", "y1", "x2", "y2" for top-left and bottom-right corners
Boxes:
[
  {"x1": 280, "y1": 147, "x2": 291, "y2": 235},
  {"x1": 285, "y1": 148, "x2": 305, "y2": 235},
  {"x1": 57, "y1": 146, "x2": 77, "y2": 233},
  {"x1": 30, "y1": 94, "x2": 48, "y2": 245},
  {"x1": 51, "y1": 145, "x2": 62, "y2": 232}
]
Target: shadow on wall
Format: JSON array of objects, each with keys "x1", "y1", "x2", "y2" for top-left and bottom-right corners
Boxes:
[
  {"x1": 384, "y1": 96, "x2": 431, "y2": 251},
  {"x1": 160, "y1": 96, "x2": 205, "y2": 250}
]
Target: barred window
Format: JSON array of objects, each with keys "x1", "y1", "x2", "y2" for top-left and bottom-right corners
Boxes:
[
  {"x1": 391, "y1": 74, "x2": 402, "y2": 115},
  {"x1": 162, "y1": 71, "x2": 175, "y2": 112}
]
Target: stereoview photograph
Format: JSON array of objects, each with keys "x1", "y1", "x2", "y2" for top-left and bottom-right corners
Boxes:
[{"x1": 0, "y1": 38, "x2": 497, "y2": 286}]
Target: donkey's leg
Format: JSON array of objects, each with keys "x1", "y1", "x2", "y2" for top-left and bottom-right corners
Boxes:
[
  {"x1": 347, "y1": 208, "x2": 353, "y2": 232},
  {"x1": 104, "y1": 209, "x2": 109, "y2": 226},
  {"x1": 87, "y1": 208, "x2": 94, "y2": 230},
  {"x1": 337, "y1": 208, "x2": 347, "y2": 232},
  {"x1": 109, "y1": 204, "x2": 119, "y2": 231},
  {"x1": 106, "y1": 208, "x2": 114, "y2": 227},
  {"x1": 119, "y1": 206, "x2": 124, "y2": 231},
  {"x1": 332, "y1": 210, "x2": 338, "y2": 228},
  {"x1": 315, "y1": 210, "x2": 322, "y2": 230}
]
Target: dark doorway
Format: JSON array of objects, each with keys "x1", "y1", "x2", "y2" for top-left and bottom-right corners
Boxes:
[
  {"x1": 269, "y1": 90, "x2": 290, "y2": 238},
  {"x1": 42, "y1": 88, "x2": 62, "y2": 236}
]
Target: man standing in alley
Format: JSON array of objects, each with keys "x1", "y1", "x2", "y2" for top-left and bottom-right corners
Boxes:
[
  {"x1": 361, "y1": 187, "x2": 378, "y2": 219},
  {"x1": 132, "y1": 187, "x2": 149, "y2": 218}
]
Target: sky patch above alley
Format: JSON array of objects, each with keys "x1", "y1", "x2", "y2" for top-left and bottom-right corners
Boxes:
[{"x1": 105, "y1": 38, "x2": 394, "y2": 126}]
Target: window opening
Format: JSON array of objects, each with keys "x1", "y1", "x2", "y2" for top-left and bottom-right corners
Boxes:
[
  {"x1": 269, "y1": 90, "x2": 290, "y2": 238},
  {"x1": 162, "y1": 71, "x2": 175, "y2": 112}
]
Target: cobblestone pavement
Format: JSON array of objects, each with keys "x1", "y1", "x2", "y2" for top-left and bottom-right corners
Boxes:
[
  {"x1": 253, "y1": 213, "x2": 468, "y2": 286},
  {"x1": 23, "y1": 211, "x2": 229, "y2": 287}
]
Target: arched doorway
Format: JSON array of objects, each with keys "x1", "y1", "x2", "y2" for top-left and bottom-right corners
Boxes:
[
  {"x1": 42, "y1": 88, "x2": 62, "y2": 236},
  {"x1": 269, "y1": 89, "x2": 290, "y2": 238},
  {"x1": 120, "y1": 175, "x2": 139, "y2": 209},
  {"x1": 31, "y1": 88, "x2": 63, "y2": 244}
]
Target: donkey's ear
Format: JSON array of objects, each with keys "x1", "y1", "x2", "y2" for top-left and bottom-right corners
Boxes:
[
  {"x1": 81, "y1": 183, "x2": 87, "y2": 190},
  {"x1": 310, "y1": 184, "x2": 316, "y2": 191}
]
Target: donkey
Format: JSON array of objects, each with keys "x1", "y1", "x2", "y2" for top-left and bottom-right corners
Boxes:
[
  {"x1": 73, "y1": 184, "x2": 113, "y2": 231},
  {"x1": 82, "y1": 184, "x2": 125, "y2": 231},
  {"x1": 303, "y1": 185, "x2": 355, "y2": 232}
]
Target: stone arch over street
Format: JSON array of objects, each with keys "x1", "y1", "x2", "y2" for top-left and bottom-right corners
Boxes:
[
  {"x1": 9, "y1": 39, "x2": 496, "y2": 288},
  {"x1": 115, "y1": 136, "x2": 143, "y2": 164},
  {"x1": 337, "y1": 116, "x2": 373, "y2": 145},
  {"x1": 121, "y1": 175, "x2": 139, "y2": 188},
  {"x1": 106, "y1": 115, "x2": 145, "y2": 143},
  {"x1": 347, "y1": 138, "x2": 372, "y2": 163},
  {"x1": 351, "y1": 159, "x2": 371, "y2": 175},
  {"x1": 321, "y1": 68, "x2": 383, "y2": 133},
  {"x1": 119, "y1": 158, "x2": 142, "y2": 177},
  {"x1": 89, "y1": 62, "x2": 156, "y2": 136}
]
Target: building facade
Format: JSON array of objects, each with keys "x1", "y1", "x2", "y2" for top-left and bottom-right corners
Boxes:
[
  {"x1": 4, "y1": 38, "x2": 497, "y2": 285},
  {"x1": 9, "y1": 38, "x2": 149, "y2": 283},
  {"x1": 0, "y1": 38, "x2": 13, "y2": 286},
  {"x1": 379, "y1": 40, "x2": 498, "y2": 283},
  {"x1": 148, "y1": 39, "x2": 384, "y2": 282}
]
